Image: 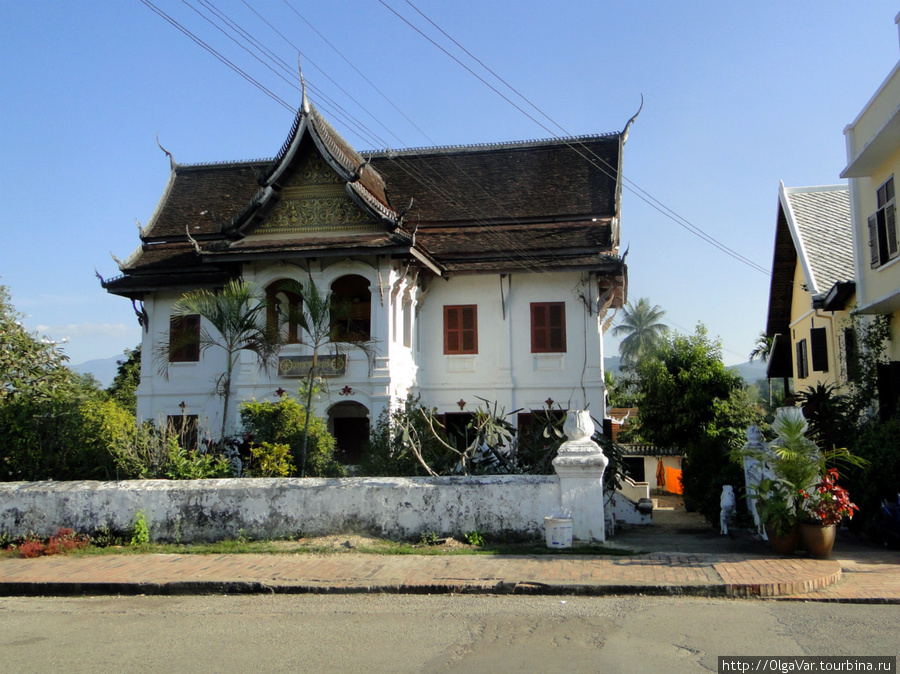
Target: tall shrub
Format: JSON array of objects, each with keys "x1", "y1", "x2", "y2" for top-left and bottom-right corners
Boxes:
[{"x1": 239, "y1": 396, "x2": 345, "y2": 478}]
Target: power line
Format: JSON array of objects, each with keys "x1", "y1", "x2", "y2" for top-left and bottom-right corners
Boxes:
[
  {"x1": 139, "y1": 0, "x2": 295, "y2": 112},
  {"x1": 386, "y1": 0, "x2": 770, "y2": 277}
]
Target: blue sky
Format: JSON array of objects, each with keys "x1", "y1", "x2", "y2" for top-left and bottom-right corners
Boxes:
[{"x1": 2, "y1": 1, "x2": 898, "y2": 368}]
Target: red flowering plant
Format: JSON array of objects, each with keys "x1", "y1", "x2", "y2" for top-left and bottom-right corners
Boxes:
[{"x1": 798, "y1": 468, "x2": 858, "y2": 526}]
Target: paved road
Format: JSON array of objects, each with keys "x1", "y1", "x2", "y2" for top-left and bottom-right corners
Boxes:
[{"x1": 1, "y1": 594, "x2": 897, "y2": 673}]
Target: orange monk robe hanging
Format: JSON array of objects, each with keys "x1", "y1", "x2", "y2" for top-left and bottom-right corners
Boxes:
[{"x1": 665, "y1": 466, "x2": 683, "y2": 495}]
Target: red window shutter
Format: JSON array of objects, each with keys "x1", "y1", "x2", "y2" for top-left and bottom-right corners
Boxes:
[
  {"x1": 531, "y1": 304, "x2": 548, "y2": 352},
  {"x1": 531, "y1": 302, "x2": 566, "y2": 353},
  {"x1": 444, "y1": 305, "x2": 477, "y2": 354},
  {"x1": 461, "y1": 306, "x2": 476, "y2": 352},
  {"x1": 549, "y1": 303, "x2": 566, "y2": 351}
]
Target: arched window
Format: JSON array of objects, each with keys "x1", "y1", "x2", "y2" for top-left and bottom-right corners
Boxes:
[
  {"x1": 266, "y1": 281, "x2": 302, "y2": 344},
  {"x1": 330, "y1": 275, "x2": 371, "y2": 342}
]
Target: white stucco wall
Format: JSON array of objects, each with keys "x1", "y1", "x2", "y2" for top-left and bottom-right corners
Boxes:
[
  {"x1": 0, "y1": 476, "x2": 560, "y2": 542},
  {"x1": 0, "y1": 476, "x2": 649, "y2": 543},
  {"x1": 414, "y1": 271, "x2": 606, "y2": 414},
  {"x1": 135, "y1": 265, "x2": 608, "y2": 443}
]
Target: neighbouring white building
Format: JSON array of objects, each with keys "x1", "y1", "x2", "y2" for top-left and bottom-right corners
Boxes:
[{"x1": 102, "y1": 89, "x2": 629, "y2": 459}]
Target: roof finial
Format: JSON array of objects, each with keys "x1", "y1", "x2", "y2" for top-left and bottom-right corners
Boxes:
[
  {"x1": 156, "y1": 133, "x2": 176, "y2": 171},
  {"x1": 298, "y1": 53, "x2": 310, "y2": 114},
  {"x1": 621, "y1": 94, "x2": 644, "y2": 145}
]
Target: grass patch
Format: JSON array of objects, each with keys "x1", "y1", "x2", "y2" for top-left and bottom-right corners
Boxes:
[
  {"x1": 61, "y1": 536, "x2": 639, "y2": 557},
  {"x1": 5, "y1": 530, "x2": 642, "y2": 558}
]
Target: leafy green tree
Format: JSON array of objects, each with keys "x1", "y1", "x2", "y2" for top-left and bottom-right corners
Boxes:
[
  {"x1": 1, "y1": 283, "x2": 123, "y2": 480},
  {"x1": 610, "y1": 298, "x2": 668, "y2": 365},
  {"x1": 158, "y1": 279, "x2": 282, "y2": 443},
  {"x1": 1, "y1": 283, "x2": 74, "y2": 403},
  {"x1": 280, "y1": 277, "x2": 376, "y2": 476},
  {"x1": 106, "y1": 345, "x2": 141, "y2": 414},
  {"x1": 604, "y1": 369, "x2": 638, "y2": 408},
  {"x1": 629, "y1": 325, "x2": 763, "y2": 522}
]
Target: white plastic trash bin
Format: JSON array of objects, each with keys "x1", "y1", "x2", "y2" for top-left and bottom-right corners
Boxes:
[{"x1": 543, "y1": 516, "x2": 573, "y2": 548}]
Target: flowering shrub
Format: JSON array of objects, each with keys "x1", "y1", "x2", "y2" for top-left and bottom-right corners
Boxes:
[
  {"x1": 4, "y1": 528, "x2": 91, "y2": 558},
  {"x1": 799, "y1": 469, "x2": 858, "y2": 526}
]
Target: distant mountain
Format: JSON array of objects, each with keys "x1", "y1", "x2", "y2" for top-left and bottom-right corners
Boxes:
[
  {"x1": 73, "y1": 355, "x2": 122, "y2": 388},
  {"x1": 729, "y1": 360, "x2": 767, "y2": 384},
  {"x1": 604, "y1": 356, "x2": 622, "y2": 375}
]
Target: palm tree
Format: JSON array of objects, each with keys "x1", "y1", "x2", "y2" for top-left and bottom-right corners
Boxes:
[
  {"x1": 749, "y1": 331, "x2": 773, "y2": 363},
  {"x1": 280, "y1": 277, "x2": 377, "y2": 476},
  {"x1": 749, "y1": 331, "x2": 776, "y2": 406},
  {"x1": 611, "y1": 298, "x2": 668, "y2": 365},
  {"x1": 158, "y1": 279, "x2": 282, "y2": 443}
]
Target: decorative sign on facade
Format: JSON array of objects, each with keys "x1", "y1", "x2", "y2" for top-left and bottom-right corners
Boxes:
[
  {"x1": 258, "y1": 152, "x2": 377, "y2": 233},
  {"x1": 278, "y1": 355, "x2": 347, "y2": 378}
]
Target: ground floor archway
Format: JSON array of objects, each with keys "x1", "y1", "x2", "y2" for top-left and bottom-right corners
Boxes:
[{"x1": 328, "y1": 401, "x2": 370, "y2": 464}]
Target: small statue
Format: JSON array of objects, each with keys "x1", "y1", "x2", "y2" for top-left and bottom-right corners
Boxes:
[
  {"x1": 741, "y1": 424, "x2": 774, "y2": 538},
  {"x1": 720, "y1": 485, "x2": 736, "y2": 536}
]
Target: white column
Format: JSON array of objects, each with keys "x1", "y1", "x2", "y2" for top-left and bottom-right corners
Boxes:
[{"x1": 552, "y1": 410, "x2": 609, "y2": 542}]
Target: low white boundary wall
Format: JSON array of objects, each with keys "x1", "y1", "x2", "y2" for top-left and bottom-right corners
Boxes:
[
  {"x1": 1, "y1": 476, "x2": 563, "y2": 542},
  {"x1": 1, "y1": 475, "x2": 650, "y2": 543}
]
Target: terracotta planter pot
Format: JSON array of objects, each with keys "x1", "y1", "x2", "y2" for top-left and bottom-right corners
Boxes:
[
  {"x1": 764, "y1": 523, "x2": 799, "y2": 554},
  {"x1": 799, "y1": 523, "x2": 837, "y2": 559}
]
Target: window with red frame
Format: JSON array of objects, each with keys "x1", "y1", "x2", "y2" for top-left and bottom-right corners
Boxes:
[
  {"x1": 531, "y1": 302, "x2": 566, "y2": 353},
  {"x1": 444, "y1": 305, "x2": 477, "y2": 354}
]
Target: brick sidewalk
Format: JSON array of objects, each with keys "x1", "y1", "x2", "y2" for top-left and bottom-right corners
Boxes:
[
  {"x1": 0, "y1": 551, "x2": 847, "y2": 599},
  {"x1": 779, "y1": 555, "x2": 900, "y2": 603}
]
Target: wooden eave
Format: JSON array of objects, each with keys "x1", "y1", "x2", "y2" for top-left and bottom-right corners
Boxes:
[
  {"x1": 765, "y1": 204, "x2": 798, "y2": 339},
  {"x1": 767, "y1": 333, "x2": 794, "y2": 380}
]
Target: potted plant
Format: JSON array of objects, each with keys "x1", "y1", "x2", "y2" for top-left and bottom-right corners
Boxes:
[
  {"x1": 737, "y1": 407, "x2": 865, "y2": 555},
  {"x1": 797, "y1": 468, "x2": 858, "y2": 559},
  {"x1": 754, "y1": 476, "x2": 800, "y2": 554},
  {"x1": 737, "y1": 408, "x2": 820, "y2": 553}
]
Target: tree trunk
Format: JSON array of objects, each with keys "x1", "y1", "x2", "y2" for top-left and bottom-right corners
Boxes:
[{"x1": 300, "y1": 351, "x2": 318, "y2": 477}]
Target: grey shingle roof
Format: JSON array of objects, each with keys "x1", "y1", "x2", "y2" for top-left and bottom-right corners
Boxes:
[{"x1": 781, "y1": 185, "x2": 853, "y2": 297}]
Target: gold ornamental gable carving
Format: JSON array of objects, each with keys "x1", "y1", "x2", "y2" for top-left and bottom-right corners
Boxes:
[{"x1": 258, "y1": 151, "x2": 378, "y2": 233}]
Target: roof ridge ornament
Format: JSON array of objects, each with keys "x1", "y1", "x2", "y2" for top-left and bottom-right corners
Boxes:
[
  {"x1": 621, "y1": 94, "x2": 644, "y2": 145},
  {"x1": 298, "y1": 54, "x2": 310, "y2": 114},
  {"x1": 156, "y1": 133, "x2": 176, "y2": 171},
  {"x1": 185, "y1": 225, "x2": 202, "y2": 255}
]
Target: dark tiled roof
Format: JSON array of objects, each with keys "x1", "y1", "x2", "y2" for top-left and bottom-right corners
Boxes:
[
  {"x1": 142, "y1": 161, "x2": 268, "y2": 241},
  {"x1": 620, "y1": 444, "x2": 681, "y2": 457},
  {"x1": 107, "y1": 107, "x2": 625, "y2": 296},
  {"x1": 366, "y1": 135, "x2": 620, "y2": 224}
]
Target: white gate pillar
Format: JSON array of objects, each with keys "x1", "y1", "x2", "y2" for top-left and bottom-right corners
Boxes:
[{"x1": 552, "y1": 410, "x2": 609, "y2": 542}]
